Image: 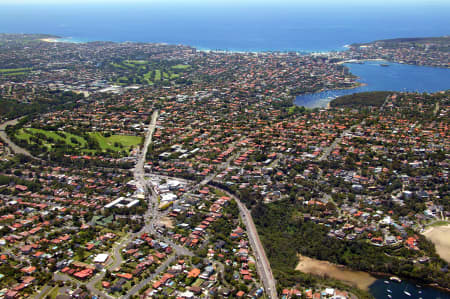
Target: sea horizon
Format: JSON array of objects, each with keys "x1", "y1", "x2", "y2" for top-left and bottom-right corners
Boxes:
[{"x1": 1, "y1": 2, "x2": 449, "y2": 53}]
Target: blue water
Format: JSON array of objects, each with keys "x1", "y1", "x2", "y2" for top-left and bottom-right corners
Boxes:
[
  {"x1": 295, "y1": 61, "x2": 450, "y2": 107},
  {"x1": 0, "y1": 2, "x2": 449, "y2": 52},
  {"x1": 370, "y1": 279, "x2": 450, "y2": 299},
  {"x1": 0, "y1": 2, "x2": 449, "y2": 298}
]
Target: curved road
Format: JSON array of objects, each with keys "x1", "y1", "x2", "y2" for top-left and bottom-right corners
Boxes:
[{"x1": 0, "y1": 118, "x2": 36, "y2": 158}]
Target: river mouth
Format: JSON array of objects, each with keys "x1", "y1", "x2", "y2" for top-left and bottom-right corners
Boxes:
[{"x1": 296, "y1": 254, "x2": 376, "y2": 291}]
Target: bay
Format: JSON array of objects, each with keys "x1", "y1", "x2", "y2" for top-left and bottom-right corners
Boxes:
[
  {"x1": 369, "y1": 279, "x2": 450, "y2": 299},
  {"x1": 295, "y1": 61, "x2": 450, "y2": 108}
]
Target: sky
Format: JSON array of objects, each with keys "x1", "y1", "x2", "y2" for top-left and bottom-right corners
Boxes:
[{"x1": 0, "y1": 0, "x2": 449, "y2": 5}]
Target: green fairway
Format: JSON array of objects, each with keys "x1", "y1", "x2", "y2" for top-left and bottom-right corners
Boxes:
[
  {"x1": 89, "y1": 132, "x2": 142, "y2": 151},
  {"x1": 29, "y1": 128, "x2": 87, "y2": 147},
  {"x1": 15, "y1": 129, "x2": 33, "y2": 141},
  {"x1": 110, "y1": 63, "x2": 127, "y2": 69},
  {"x1": 124, "y1": 60, "x2": 148, "y2": 65},
  {"x1": 154, "y1": 69, "x2": 161, "y2": 81},
  {"x1": 17, "y1": 128, "x2": 87, "y2": 148},
  {"x1": 172, "y1": 64, "x2": 191, "y2": 69},
  {"x1": 0, "y1": 67, "x2": 31, "y2": 73},
  {"x1": 15, "y1": 128, "x2": 142, "y2": 156},
  {"x1": 108, "y1": 60, "x2": 188, "y2": 85},
  {"x1": 3, "y1": 72, "x2": 28, "y2": 76},
  {"x1": 143, "y1": 72, "x2": 154, "y2": 84}
]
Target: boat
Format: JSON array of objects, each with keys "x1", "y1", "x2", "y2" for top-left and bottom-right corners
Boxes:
[
  {"x1": 387, "y1": 295, "x2": 392, "y2": 298},
  {"x1": 384, "y1": 280, "x2": 390, "y2": 284},
  {"x1": 387, "y1": 289, "x2": 392, "y2": 293},
  {"x1": 390, "y1": 276, "x2": 402, "y2": 283},
  {"x1": 380, "y1": 63, "x2": 390, "y2": 67},
  {"x1": 404, "y1": 285, "x2": 412, "y2": 296}
]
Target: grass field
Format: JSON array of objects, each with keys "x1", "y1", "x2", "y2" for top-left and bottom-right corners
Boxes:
[
  {"x1": 16, "y1": 128, "x2": 88, "y2": 149},
  {"x1": 427, "y1": 220, "x2": 450, "y2": 227},
  {"x1": 143, "y1": 71, "x2": 153, "y2": 84},
  {"x1": 16, "y1": 128, "x2": 142, "y2": 155},
  {"x1": 0, "y1": 68, "x2": 31, "y2": 76},
  {"x1": 89, "y1": 132, "x2": 142, "y2": 151},
  {"x1": 172, "y1": 64, "x2": 191, "y2": 69},
  {"x1": 154, "y1": 69, "x2": 161, "y2": 81},
  {"x1": 125, "y1": 60, "x2": 148, "y2": 64},
  {"x1": 0, "y1": 67, "x2": 31, "y2": 73}
]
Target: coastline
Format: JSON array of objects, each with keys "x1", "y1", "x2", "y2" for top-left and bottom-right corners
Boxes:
[
  {"x1": 36, "y1": 35, "x2": 346, "y2": 54},
  {"x1": 336, "y1": 58, "x2": 387, "y2": 65},
  {"x1": 39, "y1": 37, "x2": 86, "y2": 44},
  {"x1": 296, "y1": 254, "x2": 450, "y2": 295},
  {"x1": 40, "y1": 38, "x2": 60, "y2": 43},
  {"x1": 296, "y1": 254, "x2": 376, "y2": 291}
]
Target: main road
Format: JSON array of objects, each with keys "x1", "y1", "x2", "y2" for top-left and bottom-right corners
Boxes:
[
  {"x1": 148, "y1": 173, "x2": 279, "y2": 299},
  {"x1": 134, "y1": 110, "x2": 159, "y2": 193},
  {"x1": 75, "y1": 110, "x2": 276, "y2": 298},
  {"x1": 218, "y1": 187, "x2": 278, "y2": 299}
]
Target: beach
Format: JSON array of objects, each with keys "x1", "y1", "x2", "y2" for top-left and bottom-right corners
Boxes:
[
  {"x1": 423, "y1": 224, "x2": 450, "y2": 263},
  {"x1": 40, "y1": 38, "x2": 59, "y2": 43},
  {"x1": 296, "y1": 254, "x2": 376, "y2": 290}
]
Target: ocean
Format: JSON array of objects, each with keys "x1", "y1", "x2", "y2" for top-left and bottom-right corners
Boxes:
[{"x1": 0, "y1": 2, "x2": 449, "y2": 52}]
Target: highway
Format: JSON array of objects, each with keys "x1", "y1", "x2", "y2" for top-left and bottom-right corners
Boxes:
[{"x1": 218, "y1": 188, "x2": 278, "y2": 299}]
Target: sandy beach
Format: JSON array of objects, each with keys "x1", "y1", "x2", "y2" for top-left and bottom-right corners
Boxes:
[
  {"x1": 40, "y1": 38, "x2": 59, "y2": 43},
  {"x1": 423, "y1": 224, "x2": 450, "y2": 263},
  {"x1": 296, "y1": 254, "x2": 376, "y2": 290}
]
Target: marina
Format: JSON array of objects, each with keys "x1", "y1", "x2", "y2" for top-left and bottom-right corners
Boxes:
[{"x1": 369, "y1": 279, "x2": 450, "y2": 299}]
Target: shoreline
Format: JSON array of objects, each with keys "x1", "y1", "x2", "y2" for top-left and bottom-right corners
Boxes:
[
  {"x1": 296, "y1": 254, "x2": 376, "y2": 291},
  {"x1": 33, "y1": 36, "x2": 450, "y2": 69},
  {"x1": 296, "y1": 254, "x2": 450, "y2": 295},
  {"x1": 37, "y1": 35, "x2": 347, "y2": 54},
  {"x1": 40, "y1": 38, "x2": 60, "y2": 43},
  {"x1": 336, "y1": 58, "x2": 387, "y2": 65},
  {"x1": 40, "y1": 37, "x2": 85, "y2": 44}
]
